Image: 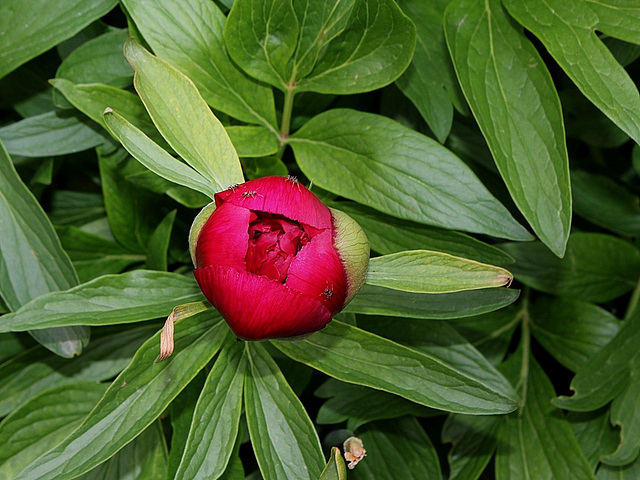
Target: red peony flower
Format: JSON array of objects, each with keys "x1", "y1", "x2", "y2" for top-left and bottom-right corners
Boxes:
[{"x1": 189, "y1": 176, "x2": 369, "y2": 340}]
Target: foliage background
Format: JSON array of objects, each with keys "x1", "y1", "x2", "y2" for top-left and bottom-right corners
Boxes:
[{"x1": 1, "y1": 0, "x2": 640, "y2": 479}]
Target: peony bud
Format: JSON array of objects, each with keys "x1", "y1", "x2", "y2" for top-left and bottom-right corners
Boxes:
[{"x1": 190, "y1": 176, "x2": 369, "y2": 340}]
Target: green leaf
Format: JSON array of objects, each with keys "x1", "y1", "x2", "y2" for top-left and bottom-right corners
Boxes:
[
  {"x1": 442, "y1": 414, "x2": 503, "y2": 480},
  {"x1": 346, "y1": 283, "x2": 519, "y2": 319},
  {"x1": 604, "y1": 362, "x2": 640, "y2": 465},
  {"x1": 102, "y1": 110, "x2": 217, "y2": 200},
  {"x1": 568, "y1": 407, "x2": 619, "y2": 471},
  {"x1": 175, "y1": 341, "x2": 246, "y2": 480},
  {"x1": 396, "y1": 0, "x2": 465, "y2": 142},
  {"x1": 315, "y1": 378, "x2": 437, "y2": 430},
  {"x1": 145, "y1": 209, "x2": 175, "y2": 271},
  {"x1": 0, "y1": 382, "x2": 107, "y2": 480},
  {"x1": 597, "y1": 457, "x2": 640, "y2": 480},
  {"x1": 495, "y1": 355, "x2": 595, "y2": 479},
  {"x1": 530, "y1": 297, "x2": 621, "y2": 372},
  {"x1": 55, "y1": 28, "x2": 132, "y2": 88},
  {"x1": 0, "y1": 110, "x2": 108, "y2": 157},
  {"x1": 224, "y1": 0, "x2": 299, "y2": 89},
  {"x1": 121, "y1": 0, "x2": 277, "y2": 128},
  {"x1": 500, "y1": 233, "x2": 640, "y2": 303},
  {"x1": 351, "y1": 417, "x2": 441, "y2": 479},
  {"x1": 572, "y1": 170, "x2": 640, "y2": 237},
  {"x1": 366, "y1": 250, "x2": 512, "y2": 294},
  {"x1": 56, "y1": 226, "x2": 145, "y2": 283},
  {"x1": 273, "y1": 320, "x2": 519, "y2": 414},
  {"x1": 0, "y1": 325, "x2": 157, "y2": 417},
  {"x1": 296, "y1": 0, "x2": 417, "y2": 94},
  {"x1": 13, "y1": 310, "x2": 229, "y2": 480},
  {"x1": 0, "y1": 0, "x2": 118, "y2": 79},
  {"x1": 226, "y1": 126, "x2": 279, "y2": 158},
  {"x1": 502, "y1": 0, "x2": 640, "y2": 145},
  {"x1": 319, "y1": 447, "x2": 347, "y2": 480},
  {"x1": 244, "y1": 342, "x2": 325, "y2": 480},
  {"x1": 290, "y1": 109, "x2": 531, "y2": 240},
  {"x1": 554, "y1": 311, "x2": 640, "y2": 412},
  {"x1": 124, "y1": 38, "x2": 244, "y2": 193},
  {"x1": 0, "y1": 270, "x2": 203, "y2": 333},
  {"x1": 445, "y1": 0, "x2": 571, "y2": 257},
  {"x1": 333, "y1": 201, "x2": 513, "y2": 265},
  {"x1": 243, "y1": 156, "x2": 289, "y2": 179},
  {"x1": 0, "y1": 140, "x2": 86, "y2": 357}
]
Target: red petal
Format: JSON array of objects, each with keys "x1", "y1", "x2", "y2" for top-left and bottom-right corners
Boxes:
[
  {"x1": 214, "y1": 176, "x2": 332, "y2": 229},
  {"x1": 285, "y1": 229, "x2": 347, "y2": 314},
  {"x1": 194, "y1": 266, "x2": 332, "y2": 340},
  {"x1": 195, "y1": 202, "x2": 250, "y2": 270}
]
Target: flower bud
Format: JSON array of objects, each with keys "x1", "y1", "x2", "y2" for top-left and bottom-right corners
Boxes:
[{"x1": 190, "y1": 176, "x2": 369, "y2": 340}]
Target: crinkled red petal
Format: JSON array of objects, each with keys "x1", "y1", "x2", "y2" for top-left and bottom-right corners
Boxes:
[
  {"x1": 195, "y1": 202, "x2": 250, "y2": 270},
  {"x1": 193, "y1": 265, "x2": 333, "y2": 340},
  {"x1": 285, "y1": 229, "x2": 347, "y2": 314},
  {"x1": 214, "y1": 176, "x2": 332, "y2": 229}
]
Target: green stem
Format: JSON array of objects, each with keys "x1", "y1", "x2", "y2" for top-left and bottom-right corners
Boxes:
[
  {"x1": 277, "y1": 85, "x2": 296, "y2": 157},
  {"x1": 515, "y1": 289, "x2": 531, "y2": 412},
  {"x1": 624, "y1": 278, "x2": 640, "y2": 321}
]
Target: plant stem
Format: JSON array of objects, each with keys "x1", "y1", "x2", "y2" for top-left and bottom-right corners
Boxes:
[
  {"x1": 516, "y1": 289, "x2": 531, "y2": 412},
  {"x1": 278, "y1": 85, "x2": 296, "y2": 157}
]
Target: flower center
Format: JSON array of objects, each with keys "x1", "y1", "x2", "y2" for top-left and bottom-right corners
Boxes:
[{"x1": 245, "y1": 212, "x2": 314, "y2": 283}]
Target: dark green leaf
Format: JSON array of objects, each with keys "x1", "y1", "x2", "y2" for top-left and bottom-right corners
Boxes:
[
  {"x1": 0, "y1": 271, "x2": 203, "y2": 333},
  {"x1": 175, "y1": 341, "x2": 246, "y2": 480},
  {"x1": 146, "y1": 209, "x2": 175, "y2": 271},
  {"x1": 273, "y1": 320, "x2": 518, "y2": 414},
  {"x1": 500, "y1": 233, "x2": 640, "y2": 303},
  {"x1": 351, "y1": 417, "x2": 441, "y2": 480},
  {"x1": 503, "y1": 0, "x2": 640, "y2": 145},
  {"x1": 242, "y1": 156, "x2": 289, "y2": 179},
  {"x1": 346, "y1": 283, "x2": 520, "y2": 319},
  {"x1": 121, "y1": 0, "x2": 278, "y2": 128},
  {"x1": 244, "y1": 342, "x2": 325, "y2": 480},
  {"x1": 445, "y1": 0, "x2": 571, "y2": 256},
  {"x1": 291, "y1": 109, "x2": 532, "y2": 240},
  {"x1": 568, "y1": 407, "x2": 619, "y2": 471},
  {"x1": 0, "y1": 0, "x2": 118, "y2": 79},
  {"x1": 605, "y1": 362, "x2": 640, "y2": 465},
  {"x1": 531, "y1": 297, "x2": 621, "y2": 372},
  {"x1": 0, "y1": 382, "x2": 107, "y2": 479},
  {"x1": 597, "y1": 457, "x2": 640, "y2": 480},
  {"x1": 13, "y1": 310, "x2": 229, "y2": 480}
]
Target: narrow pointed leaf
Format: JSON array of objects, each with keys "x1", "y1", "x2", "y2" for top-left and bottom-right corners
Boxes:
[
  {"x1": 503, "y1": 0, "x2": 640, "y2": 145},
  {"x1": 124, "y1": 38, "x2": 244, "y2": 192},
  {"x1": 13, "y1": 310, "x2": 228, "y2": 480},
  {"x1": 245, "y1": 342, "x2": 325, "y2": 480},
  {"x1": 445, "y1": 0, "x2": 571, "y2": 256},
  {"x1": 319, "y1": 447, "x2": 348, "y2": 480},
  {"x1": 291, "y1": 109, "x2": 531, "y2": 240},
  {"x1": 121, "y1": 0, "x2": 277, "y2": 128},
  {"x1": 366, "y1": 250, "x2": 512, "y2": 293},
  {"x1": 273, "y1": 320, "x2": 519, "y2": 414}
]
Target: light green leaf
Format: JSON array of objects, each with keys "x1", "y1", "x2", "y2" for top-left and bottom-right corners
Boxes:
[
  {"x1": 0, "y1": 110, "x2": 108, "y2": 157},
  {"x1": 0, "y1": 325, "x2": 157, "y2": 417},
  {"x1": 0, "y1": 141, "x2": 85, "y2": 357},
  {"x1": 296, "y1": 0, "x2": 417, "y2": 94},
  {"x1": 244, "y1": 342, "x2": 325, "y2": 480},
  {"x1": 175, "y1": 341, "x2": 246, "y2": 480},
  {"x1": 445, "y1": 0, "x2": 571, "y2": 257},
  {"x1": 346, "y1": 283, "x2": 519, "y2": 319},
  {"x1": 224, "y1": 0, "x2": 299, "y2": 89},
  {"x1": 351, "y1": 417, "x2": 441, "y2": 479},
  {"x1": 333, "y1": 201, "x2": 513, "y2": 265},
  {"x1": 13, "y1": 310, "x2": 229, "y2": 480},
  {"x1": 0, "y1": 382, "x2": 107, "y2": 480},
  {"x1": 124, "y1": 38, "x2": 244, "y2": 193},
  {"x1": 442, "y1": 414, "x2": 503, "y2": 480},
  {"x1": 502, "y1": 0, "x2": 640, "y2": 145},
  {"x1": 103, "y1": 109, "x2": 217, "y2": 200},
  {"x1": 145, "y1": 209, "x2": 175, "y2": 271},
  {"x1": 495, "y1": 355, "x2": 595, "y2": 479},
  {"x1": 585, "y1": 0, "x2": 640, "y2": 45},
  {"x1": 500, "y1": 233, "x2": 640, "y2": 303},
  {"x1": 319, "y1": 447, "x2": 348, "y2": 480},
  {"x1": 290, "y1": 109, "x2": 531, "y2": 240},
  {"x1": 0, "y1": 270, "x2": 204, "y2": 333},
  {"x1": 366, "y1": 250, "x2": 512, "y2": 293},
  {"x1": 531, "y1": 297, "x2": 621, "y2": 372},
  {"x1": 273, "y1": 320, "x2": 519, "y2": 414},
  {"x1": 226, "y1": 126, "x2": 279, "y2": 158},
  {"x1": 121, "y1": 0, "x2": 277, "y2": 128},
  {"x1": 396, "y1": 0, "x2": 465, "y2": 142},
  {"x1": 0, "y1": 0, "x2": 118, "y2": 79}
]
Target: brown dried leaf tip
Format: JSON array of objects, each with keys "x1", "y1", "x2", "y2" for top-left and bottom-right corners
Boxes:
[
  {"x1": 156, "y1": 310, "x2": 176, "y2": 362},
  {"x1": 343, "y1": 436, "x2": 366, "y2": 470}
]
